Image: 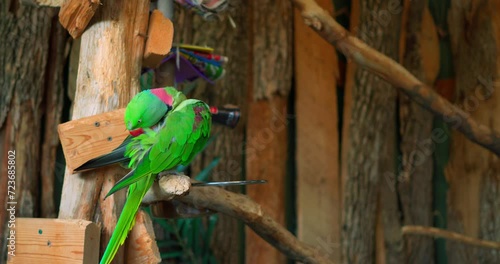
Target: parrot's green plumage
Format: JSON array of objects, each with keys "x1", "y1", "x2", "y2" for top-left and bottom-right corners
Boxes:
[{"x1": 100, "y1": 87, "x2": 211, "y2": 264}]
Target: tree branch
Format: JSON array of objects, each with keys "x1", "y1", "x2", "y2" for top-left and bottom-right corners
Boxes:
[
  {"x1": 143, "y1": 177, "x2": 333, "y2": 264},
  {"x1": 403, "y1": 225, "x2": 500, "y2": 250},
  {"x1": 291, "y1": 0, "x2": 500, "y2": 156}
]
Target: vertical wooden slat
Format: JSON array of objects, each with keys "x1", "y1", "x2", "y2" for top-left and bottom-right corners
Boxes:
[
  {"x1": 341, "y1": 0, "x2": 403, "y2": 262},
  {"x1": 294, "y1": 0, "x2": 340, "y2": 260},
  {"x1": 57, "y1": 0, "x2": 156, "y2": 262},
  {"x1": 246, "y1": 1, "x2": 292, "y2": 263},
  {"x1": 446, "y1": 0, "x2": 500, "y2": 262},
  {"x1": 397, "y1": 1, "x2": 440, "y2": 263}
]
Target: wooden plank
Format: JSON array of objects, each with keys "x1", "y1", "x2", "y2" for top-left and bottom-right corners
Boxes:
[
  {"x1": 57, "y1": 108, "x2": 127, "y2": 174},
  {"x1": 446, "y1": 0, "x2": 500, "y2": 262},
  {"x1": 143, "y1": 10, "x2": 174, "y2": 69},
  {"x1": 294, "y1": 0, "x2": 340, "y2": 261},
  {"x1": 58, "y1": 0, "x2": 100, "y2": 39},
  {"x1": 246, "y1": 99, "x2": 288, "y2": 263},
  {"x1": 245, "y1": 0, "x2": 292, "y2": 263},
  {"x1": 341, "y1": 0, "x2": 403, "y2": 262},
  {"x1": 396, "y1": 2, "x2": 440, "y2": 263},
  {"x1": 8, "y1": 218, "x2": 100, "y2": 264}
]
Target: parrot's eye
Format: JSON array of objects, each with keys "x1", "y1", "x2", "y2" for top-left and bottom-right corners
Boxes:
[{"x1": 138, "y1": 119, "x2": 142, "y2": 124}]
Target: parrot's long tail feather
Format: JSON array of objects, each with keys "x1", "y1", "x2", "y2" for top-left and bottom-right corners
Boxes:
[
  {"x1": 75, "y1": 138, "x2": 132, "y2": 172},
  {"x1": 100, "y1": 175, "x2": 155, "y2": 264}
]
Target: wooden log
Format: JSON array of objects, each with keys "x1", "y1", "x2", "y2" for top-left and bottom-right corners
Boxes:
[
  {"x1": 143, "y1": 10, "x2": 174, "y2": 69},
  {"x1": 7, "y1": 218, "x2": 100, "y2": 264},
  {"x1": 58, "y1": 0, "x2": 100, "y2": 39},
  {"x1": 125, "y1": 211, "x2": 161, "y2": 263},
  {"x1": 58, "y1": 109, "x2": 127, "y2": 174},
  {"x1": 245, "y1": 0, "x2": 292, "y2": 263},
  {"x1": 294, "y1": 0, "x2": 340, "y2": 261},
  {"x1": 446, "y1": 0, "x2": 500, "y2": 262},
  {"x1": 57, "y1": 0, "x2": 156, "y2": 263},
  {"x1": 341, "y1": 0, "x2": 403, "y2": 262},
  {"x1": 396, "y1": 1, "x2": 440, "y2": 263}
]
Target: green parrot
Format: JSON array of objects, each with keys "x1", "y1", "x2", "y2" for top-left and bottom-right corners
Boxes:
[{"x1": 100, "y1": 87, "x2": 211, "y2": 264}]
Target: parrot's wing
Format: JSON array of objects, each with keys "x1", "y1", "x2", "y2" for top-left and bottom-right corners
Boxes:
[{"x1": 106, "y1": 100, "x2": 211, "y2": 197}]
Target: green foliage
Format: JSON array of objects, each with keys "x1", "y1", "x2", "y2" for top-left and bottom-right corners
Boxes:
[{"x1": 153, "y1": 214, "x2": 219, "y2": 264}]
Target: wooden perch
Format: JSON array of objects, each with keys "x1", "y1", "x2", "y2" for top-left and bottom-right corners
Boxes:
[
  {"x1": 402, "y1": 225, "x2": 500, "y2": 250},
  {"x1": 291, "y1": 0, "x2": 500, "y2": 156},
  {"x1": 143, "y1": 176, "x2": 333, "y2": 264},
  {"x1": 59, "y1": 0, "x2": 100, "y2": 38}
]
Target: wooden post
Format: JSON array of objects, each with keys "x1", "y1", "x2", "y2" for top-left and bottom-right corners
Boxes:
[
  {"x1": 294, "y1": 0, "x2": 341, "y2": 261},
  {"x1": 57, "y1": 0, "x2": 159, "y2": 263},
  {"x1": 8, "y1": 218, "x2": 100, "y2": 264}
]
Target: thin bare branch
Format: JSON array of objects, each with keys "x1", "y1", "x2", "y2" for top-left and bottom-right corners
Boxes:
[
  {"x1": 291, "y1": 0, "x2": 500, "y2": 156},
  {"x1": 144, "y1": 179, "x2": 333, "y2": 264},
  {"x1": 403, "y1": 225, "x2": 500, "y2": 250}
]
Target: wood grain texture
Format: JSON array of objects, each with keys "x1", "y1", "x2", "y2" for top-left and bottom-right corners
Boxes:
[
  {"x1": 125, "y1": 211, "x2": 161, "y2": 263},
  {"x1": 245, "y1": 1, "x2": 292, "y2": 262},
  {"x1": 341, "y1": 0, "x2": 402, "y2": 262},
  {"x1": 397, "y1": 1, "x2": 440, "y2": 263},
  {"x1": 57, "y1": 0, "x2": 156, "y2": 262},
  {"x1": 58, "y1": 108, "x2": 127, "y2": 173},
  {"x1": 143, "y1": 10, "x2": 174, "y2": 69},
  {"x1": 0, "y1": 3, "x2": 56, "y2": 261},
  {"x1": 58, "y1": 0, "x2": 100, "y2": 38},
  {"x1": 8, "y1": 218, "x2": 100, "y2": 264},
  {"x1": 446, "y1": 0, "x2": 500, "y2": 262},
  {"x1": 246, "y1": 99, "x2": 288, "y2": 263},
  {"x1": 294, "y1": 0, "x2": 340, "y2": 261}
]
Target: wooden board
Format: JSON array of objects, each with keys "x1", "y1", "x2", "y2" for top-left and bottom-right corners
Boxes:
[
  {"x1": 245, "y1": 0, "x2": 292, "y2": 263},
  {"x1": 57, "y1": 108, "x2": 128, "y2": 174},
  {"x1": 294, "y1": 0, "x2": 340, "y2": 261},
  {"x1": 7, "y1": 218, "x2": 100, "y2": 264},
  {"x1": 445, "y1": 1, "x2": 500, "y2": 262},
  {"x1": 143, "y1": 10, "x2": 174, "y2": 69}
]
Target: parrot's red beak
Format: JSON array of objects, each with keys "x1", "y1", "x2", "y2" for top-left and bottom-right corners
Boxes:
[{"x1": 129, "y1": 128, "x2": 144, "y2": 137}]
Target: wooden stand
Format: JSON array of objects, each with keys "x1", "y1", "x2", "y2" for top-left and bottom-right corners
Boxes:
[
  {"x1": 7, "y1": 218, "x2": 100, "y2": 264},
  {"x1": 58, "y1": 108, "x2": 127, "y2": 174}
]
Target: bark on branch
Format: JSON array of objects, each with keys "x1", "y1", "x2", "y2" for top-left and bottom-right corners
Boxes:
[
  {"x1": 143, "y1": 177, "x2": 333, "y2": 264},
  {"x1": 291, "y1": 0, "x2": 500, "y2": 156},
  {"x1": 403, "y1": 225, "x2": 500, "y2": 250}
]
